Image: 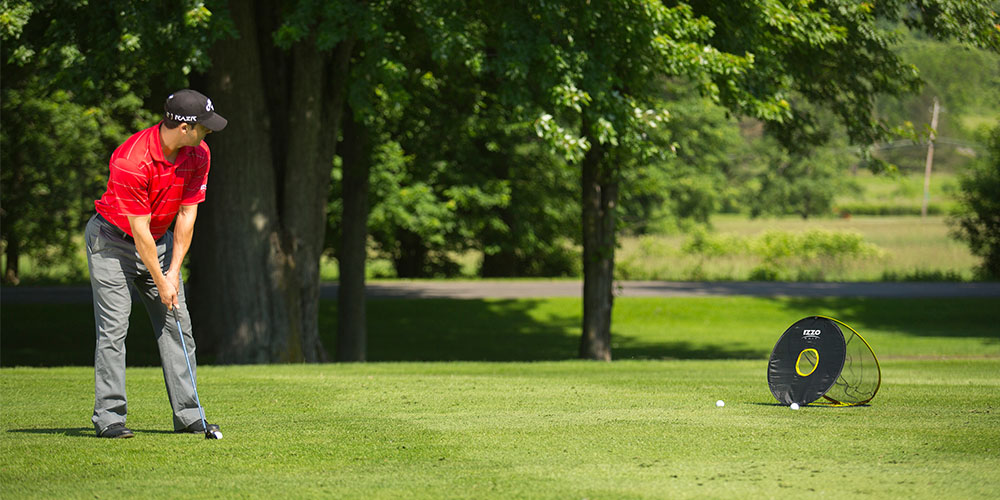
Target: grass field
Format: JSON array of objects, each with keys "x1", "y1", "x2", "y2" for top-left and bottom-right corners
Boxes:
[
  {"x1": 3, "y1": 360, "x2": 998, "y2": 499},
  {"x1": 2, "y1": 296, "x2": 999, "y2": 498}
]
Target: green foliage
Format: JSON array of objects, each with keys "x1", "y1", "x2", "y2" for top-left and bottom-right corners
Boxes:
[
  {"x1": 836, "y1": 202, "x2": 947, "y2": 216},
  {"x1": 365, "y1": 139, "x2": 468, "y2": 277},
  {"x1": 734, "y1": 135, "x2": 856, "y2": 219},
  {"x1": 950, "y1": 125, "x2": 1000, "y2": 278},
  {"x1": 324, "y1": 1, "x2": 587, "y2": 278},
  {"x1": 0, "y1": 0, "x2": 218, "y2": 282},
  {"x1": 5, "y1": 0, "x2": 1000, "y2": 285},
  {"x1": 879, "y1": 269, "x2": 966, "y2": 282},
  {"x1": 0, "y1": 88, "x2": 115, "y2": 282},
  {"x1": 875, "y1": 33, "x2": 1000, "y2": 172},
  {"x1": 619, "y1": 83, "x2": 744, "y2": 234}
]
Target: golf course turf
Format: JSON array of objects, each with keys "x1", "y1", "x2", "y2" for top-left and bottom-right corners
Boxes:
[{"x1": 2, "y1": 296, "x2": 998, "y2": 498}]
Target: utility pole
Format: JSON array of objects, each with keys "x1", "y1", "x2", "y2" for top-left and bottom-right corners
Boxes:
[{"x1": 922, "y1": 97, "x2": 940, "y2": 218}]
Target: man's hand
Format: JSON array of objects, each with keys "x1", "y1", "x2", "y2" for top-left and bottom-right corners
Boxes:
[
  {"x1": 158, "y1": 280, "x2": 179, "y2": 310},
  {"x1": 165, "y1": 268, "x2": 182, "y2": 301}
]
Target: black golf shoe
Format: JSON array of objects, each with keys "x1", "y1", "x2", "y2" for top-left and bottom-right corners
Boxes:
[
  {"x1": 176, "y1": 422, "x2": 221, "y2": 434},
  {"x1": 99, "y1": 423, "x2": 135, "y2": 439}
]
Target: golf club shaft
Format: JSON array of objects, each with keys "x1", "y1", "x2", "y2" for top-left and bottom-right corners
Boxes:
[{"x1": 174, "y1": 307, "x2": 208, "y2": 432}]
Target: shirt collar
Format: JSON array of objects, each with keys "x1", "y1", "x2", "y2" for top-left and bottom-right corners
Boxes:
[
  {"x1": 149, "y1": 122, "x2": 167, "y2": 164},
  {"x1": 149, "y1": 122, "x2": 191, "y2": 166}
]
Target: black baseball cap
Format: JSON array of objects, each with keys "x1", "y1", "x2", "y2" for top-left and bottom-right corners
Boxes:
[{"x1": 164, "y1": 89, "x2": 228, "y2": 131}]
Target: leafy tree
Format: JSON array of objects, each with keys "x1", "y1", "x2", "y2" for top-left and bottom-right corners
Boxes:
[
  {"x1": 875, "y1": 35, "x2": 1000, "y2": 172},
  {"x1": 733, "y1": 108, "x2": 857, "y2": 220},
  {"x1": 360, "y1": 14, "x2": 580, "y2": 279},
  {"x1": 1, "y1": 88, "x2": 108, "y2": 283},
  {"x1": 471, "y1": 0, "x2": 1000, "y2": 359},
  {"x1": 6, "y1": 0, "x2": 999, "y2": 366},
  {"x1": 0, "y1": 0, "x2": 212, "y2": 283},
  {"x1": 951, "y1": 125, "x2": 1000, "y2": 279},
  {"x1": 619, "y1": 82, "x2": 745, "y2": 234},
  {"x1": 188, "y1": 0, "x2": 357, "y2": 362},
  {"x1": 191, "y1": 0, "x2": 485, "y2": 361}
]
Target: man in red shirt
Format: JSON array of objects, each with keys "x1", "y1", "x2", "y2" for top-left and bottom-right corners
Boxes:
[{"x1": 86, "y1": 90, "x2": 227, "y2": 438}]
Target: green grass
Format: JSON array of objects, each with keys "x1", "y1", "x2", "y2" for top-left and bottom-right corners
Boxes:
[
  {"x1": 3, "y1": 358, "x2": 999, "y2": 499},
  {"x1": 4, "y1": 297, "x2": 1000, "y2": 497}
]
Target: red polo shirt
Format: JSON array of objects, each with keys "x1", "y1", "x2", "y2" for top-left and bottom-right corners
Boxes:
[{"x1": 94, "y1": 123, "x2": 211, "y2": 239}]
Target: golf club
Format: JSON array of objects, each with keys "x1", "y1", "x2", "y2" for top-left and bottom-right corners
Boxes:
[{"x1": 173, "y1": 307, "x2": 222, "y2": 440}]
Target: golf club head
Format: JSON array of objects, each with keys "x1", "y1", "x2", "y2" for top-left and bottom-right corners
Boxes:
[{"x1": 204, "y1": 423, "x2": 222, "y2": 440}]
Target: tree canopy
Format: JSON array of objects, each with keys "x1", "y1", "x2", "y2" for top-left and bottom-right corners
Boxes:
[{"x1": 3, "y1": 0, "x2": 998, "y2": 362}]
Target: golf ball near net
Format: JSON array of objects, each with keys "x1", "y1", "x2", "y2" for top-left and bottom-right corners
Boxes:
[
  {"x1": 716, "y1": 400, "x2": 725, "y2": 407},
  {"x1": 790, "y1": 403, "x2": 800, "y2": 410}
]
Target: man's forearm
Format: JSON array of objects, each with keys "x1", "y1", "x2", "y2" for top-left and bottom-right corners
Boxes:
[
  {"x1": 128, "y1": 217, "x2": 169, "y2": 289},
  {"x1": 169, "y1": 206, "x2": 197, "y2": 276}
]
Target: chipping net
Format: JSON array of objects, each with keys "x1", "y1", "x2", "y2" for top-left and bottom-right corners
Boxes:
[
  {"x1": 767, "y1": 315, "x2": 881, "y2": 407},
  {"x1": 817, "y1": 316, "x2": 881, "y2": 406}
]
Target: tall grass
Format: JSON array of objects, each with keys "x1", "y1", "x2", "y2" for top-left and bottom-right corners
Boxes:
[
  {"x1": 834, "y1": 169, "x2": 961, "y2": 215},
  {"x1": 617, "y1": 215, "x2": 978, "y2": 281}
]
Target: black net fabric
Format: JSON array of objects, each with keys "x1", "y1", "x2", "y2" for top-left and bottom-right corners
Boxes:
[
  {"x1": 767, "y1": 317, "x2": 846, "y2": 406},
  {"x1": 821, "y1": 322, "x2": 881, "y2": 406}
]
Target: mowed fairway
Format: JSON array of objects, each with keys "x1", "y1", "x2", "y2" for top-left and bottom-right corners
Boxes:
[{"x1": 2, "y1": 296, "x2": 999, "y2": 498}]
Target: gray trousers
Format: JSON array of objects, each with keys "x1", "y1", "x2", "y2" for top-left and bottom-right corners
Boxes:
[{"x1": 85, "y1": 214, "x2": 204, "y2": 434}]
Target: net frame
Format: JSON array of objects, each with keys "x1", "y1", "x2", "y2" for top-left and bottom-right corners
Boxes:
[{"x1": 814, "y1": 315, "x2": 882, "y2": 407}]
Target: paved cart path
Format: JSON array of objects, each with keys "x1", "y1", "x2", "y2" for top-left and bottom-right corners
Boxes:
[{"x1": 3, "y1": 281, "x2": 999, "y2": 304}]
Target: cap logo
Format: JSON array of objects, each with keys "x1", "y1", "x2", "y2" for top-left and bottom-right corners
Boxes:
[
  {"x1": 166, "y1": 112, "x2": 199, "y2": 122},
  {"x1": 206, "y1": 98, "x2": 214, "y2": 112}
]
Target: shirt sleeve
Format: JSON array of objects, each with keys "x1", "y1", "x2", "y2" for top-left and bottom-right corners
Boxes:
[
  {"x1": 110, "y1": 158, "x2": 151, "y2": 216},
  {"x1": 181, "y1": 144, "x2": 211, "y2": 205}
]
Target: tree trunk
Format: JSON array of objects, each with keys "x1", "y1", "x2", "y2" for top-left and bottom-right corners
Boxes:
[
  {"x1": 579, "y1": 138, "x2": 617, "y2": 361},
  {"x1": 189, "y1": 0, "x2": 289, "y2": 363},
  {"x1": 336, "y1": 108, "x2": 370, "y2": 362},
  {"x1": 4, "y1": 236, "x2": 19, "y2": 285},
  {"x1": 391, "y1": 229, "x2": 431, "y2": 278},
  {"x1": 280, "y1": 38, "x2": 350, "y2": 363},
  {"x1": 188, "y1": 0, "x2": 351, "y2": 363}
]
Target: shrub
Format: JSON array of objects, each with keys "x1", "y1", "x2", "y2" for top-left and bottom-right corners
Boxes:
[
  {"x1": 682, "y1": 228, "x2": 885, "y2": 281},
  {"x1": 950, "y1": 125, "x2": 1000, "y2": 279}
]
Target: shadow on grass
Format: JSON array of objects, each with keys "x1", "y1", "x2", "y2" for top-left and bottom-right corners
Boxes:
[
  {"x1": 322, "y1": 298, "x2": 772, "y2": 361},
  {"x1": 748, "y1": 402, "x2": 872, "y2": 409},
  {"x1": 612, "y1": 340, "x2": 765, "y2": 360},
  {"x1": 0, "y1": 303, "x2": 161, "y2": 367},
  {"x1": 4, "y1": 296, "x2": 998, "y2": 366},
  {"x1": 327, "y1": 298, "x2": 581, "y2": 361},
  {"x1": 7, "y1": 428, "x2": 192, "y2": 438},
  {"x1": 771, "y1": 297, "x2": 1000, "y2": 342},
  {"x1": 7, "y1": 428, "x2": 94, "y2": 438}
]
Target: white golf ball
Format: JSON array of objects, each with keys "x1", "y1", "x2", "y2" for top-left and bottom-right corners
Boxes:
[
  {"x1": 790, "y1": 403, "x2": 800, "y2": 410},
  {"x1": 716, "y1": 400, "x2": 725, "y2": 407}
]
